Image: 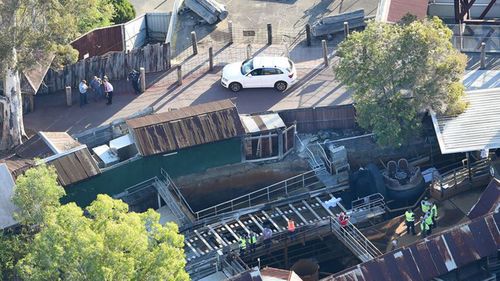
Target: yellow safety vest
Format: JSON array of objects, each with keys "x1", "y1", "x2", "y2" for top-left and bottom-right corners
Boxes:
[
  {"x1": 239, "y1": 238, "x2": 246, "y2": 249},
  {"x1": 405, "y1": 211, "x2": 415, "y2": 222},
  {"x1": 425, "y1": 215, "x2": 433, "y2": 226},
  {"x1": 431, "y1": 204, "x2": 438, "y2": 218},
  {"x1": 421, "y1": 221, "x2": 429, "y2": 231},
  {"x1": 250, "y1": 235, "x2": 257, "y2": 244},
  {"x1": 421, "y1": 201, "x2": 430, "y2": 213}
]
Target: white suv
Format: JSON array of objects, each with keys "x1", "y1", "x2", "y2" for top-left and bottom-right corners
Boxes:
[{"x1": 221, "y1": 56, "x2": 297, "y2": 92}]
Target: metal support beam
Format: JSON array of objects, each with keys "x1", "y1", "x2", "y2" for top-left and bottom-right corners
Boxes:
[
  {"x1": 288, "y1": 204, "x2": 308, "y2": 224},
  {"x1": 302, "y1": 200, "x2": 322, "y2": 220},
  {"x1": 479, "y1": 0, "x2": 497, "y2": 18}
]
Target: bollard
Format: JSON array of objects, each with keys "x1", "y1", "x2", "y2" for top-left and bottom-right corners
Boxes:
[
  {"x1": 177, "y1": 65, "x2": 182, "y2": 86},
  {"x1": 139, "y1": 67, "x2": 146, "y2": 93},
  {"x1": 191, "y1": 31, "x2": 198, "y2": 55},
  {"x1": 65, "y1": 86, "x2": 72, "y2": 106},
  {"x1": 228, "y1": 20, "x2": 233, "y2": 44},
  {"x1": 208, "y1": 46, "x2": 214, "y2": 71},
  {"x1": 480, "y1": 42, "x2": 486, "y2": 69},
  {"x1": 246, "y1": 44, "x2": 252, "y2": 59},
  {"x1": 322, "y1": 40, "x2": 328, "y2": 67},
  {"x1": 305, "y1": 24, "x2": 312, "y2": 47},
  {"x1": 267, "y1": 24, "x2": 272, "y2": 45},
  {"x1": 165, "y1": 42, "x2": 171, "y2": 69},
  {"x1": 344, "y1": 21, "x2": 349, "y2": 39}
]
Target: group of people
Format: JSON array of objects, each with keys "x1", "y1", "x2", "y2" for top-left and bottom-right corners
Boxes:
[
  {"x1": 404, "y1": 197, "x2": 438, "y2": 238},
  {"x1": 78, "y1": 76, "x2": 114, "y2": 107},
  {"x1": 238, "y1": 231, "x2": 258, "y2": 255},
  {"x1": 77, "y1": 70, "x2": 142, "y2": 108}
]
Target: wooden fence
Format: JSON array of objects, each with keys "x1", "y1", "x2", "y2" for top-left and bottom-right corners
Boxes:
[
  {"x1": 43, "y1": 43, "x2": 171, "y2": 93},
  {"x1": 278, "y1": 104, "x2": 356, "y2": 133}
]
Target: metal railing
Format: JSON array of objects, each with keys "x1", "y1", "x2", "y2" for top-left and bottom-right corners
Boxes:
[
  {"x1": 433, "y1": 158, "x2": 490, "y2": 191},
  {"x1": 154, "y1": 177, "x2": 189, "y2": 224},
  {"x1": 351, "y1": 193, "x2": 385, "y2": 213},
  {"x1": 295, "y1": 134, "x2": 325, "y2": 171},
  {"x1": 194, "y1": 169, "x2": 322, "y2": 220},
  {"x1": 160, "y1": 168, "x2": 196, "y2": 215},
  {"x1": 329, "y1": 216, "x2": 382, "y2": 262}
]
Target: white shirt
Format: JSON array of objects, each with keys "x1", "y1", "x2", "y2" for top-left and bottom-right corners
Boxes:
[
  {"x1": 79, "y1": 82, "x2": 88, "y2": 94},
  {"x1": 104, "y1": 81, "x2": 114, "y2": 92}
]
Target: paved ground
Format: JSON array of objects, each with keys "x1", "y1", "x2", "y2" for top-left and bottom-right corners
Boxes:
[{"x1": 25, "y1": 43, "x2": 350, "y2": 134}]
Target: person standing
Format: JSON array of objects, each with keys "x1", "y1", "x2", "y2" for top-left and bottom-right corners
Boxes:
[
  {"x1": 404, "y1": 209, "x2": 416, "y2": 235},
  {"x1": 424, "y1": 211, "x2": 433, "y2": 236},
  {"x1": 420, "y1": 216, "x2": 429, "y2": 238},
  {"x1": 431, "y1": 201, "x2": 438, "y2": 228},
  {"x1": 128, "y1": 69, "x2": 141, "y2": 95},
  {"x1": 287, "y1": 218, "x2": 296, "y2": 241},
  {"x1": 248, "y1": 232, "x2": 257, "y2": 254},
  {"x1": 79, "y1": 80, "x2": 88, "y2": 107},
  {"x1": 421, "y1": 197, "x2": 431, "y2": 214},
  {"x1": 90, "y1": 76, "x2": 102, "y2": 101},
  {"x1": 103, "y1": 78, "x2": 114, "y2": 105},
  {"x1": 262, "y1": 226, "x2": 272, "y2": 253},
  {"x1": 238, "y1": 235, "x2": 247, "y2": 255}
]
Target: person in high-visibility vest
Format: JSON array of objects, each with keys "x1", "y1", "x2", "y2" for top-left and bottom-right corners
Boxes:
[
  {"x1": 421, "y1": 197, "x2": 431, "y2": 213},
  {"x1": 248, "y1": 232, "x2": 257, "y2": 253},
  {"x1": 424, "y1": 211, "x2": 433, "y2": 235},
  {"x1": 239, "y1": 236, "x2": 247, "y2": 255},
  {"x1": 431, "y1": 202, "x2": 438, "y2": 228},
  {"x1": 287, "y1": 219, "x2": 296, "y2": 240},
  {"x1": 404, "y1": 209, "x2": 416, "y2": 235},
  {"x1": 420, "y1": 216, "x2": 429, "y2": 238}
]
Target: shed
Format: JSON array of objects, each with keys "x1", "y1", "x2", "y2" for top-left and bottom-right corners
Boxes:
[
  {"x1": 376, "y1": 0, "x2": 428, "y2": 23},
  {"x1": 41, "y1": 145, "x2": 101, "y2": 186},
  {"x1": 240, "y1": 113, "x2": 295, "y2": 161},
  {"x1": 0, "y1": 163, "x2": 18, "y2": 229},
  {"x1": 468, "y1": 178, "x2": 500, "y2": 219},
  {"x1": 323, "y1": 211, "x2": 500, "y2": 281},
  {"x1": 126, "y1": 100, "x2": 246, "y2": 156},
  {"x1": 431, "y1": 87, "x2": 500, "y2": 154}
]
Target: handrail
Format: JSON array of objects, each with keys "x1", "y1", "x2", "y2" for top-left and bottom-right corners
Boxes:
[
  {"x1": 194, "y1": 169, "x2": 321, "y2": 220},
  {"x1": 160, "y1": 168, "x2": 196, "y2": 215},
  {"x1": 295, "y1": 134, "x2": 322, "y2": 169},
  {"x1": 351, "y1": 193, "x2": 385, "y2": 213}
]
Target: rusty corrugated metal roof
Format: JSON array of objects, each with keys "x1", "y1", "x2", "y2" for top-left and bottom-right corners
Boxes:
[
  {"x1": 376, "y1": 0, "x2": 428, "y2": 23},
  {"x1": 44, "y1": 146, "x2": 101, "y2": 186},
  {"x1": 468, "y1": 178, "x2": 500, "y2": 220},
  {"x1": 15, "y1": 134, "x2": 54, "y2": 159},
  {"x1": 127, "y1": 100, "x2": 245, "y2": 156},
  {"x1": 322, "y1": 211, "x2": 500, "y2": 281}
]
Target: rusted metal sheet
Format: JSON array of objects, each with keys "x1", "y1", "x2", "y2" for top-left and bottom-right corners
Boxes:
[
  {"x1": 71, "y1": 25, "x2": 123, "y2": 59},
  {"x1": 15, "y1": 134, "x2": 54, "y2": 159},
  {"x1": 127, "y1": 100, "x2": 245, "y2": 156},
  {"x1": 468, "y1": 179, "x2": 500, "y2": 220},
  {"x1": 386, "y1": 0, "x2": 428, "y2": 22},
  {"x1": 46, "y1": 147, "x2": 101, "y2": 186},
  {"x1": 321, "y1": 212, "x2": 500, "y2": 281},
  {"x1": 278, "y1": 105, "x2": 356, "y2": 133}
]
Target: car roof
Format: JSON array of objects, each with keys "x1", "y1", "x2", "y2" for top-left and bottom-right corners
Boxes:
[{"x1": 252, "y1": 56, "x2": 290, "y2": 69}]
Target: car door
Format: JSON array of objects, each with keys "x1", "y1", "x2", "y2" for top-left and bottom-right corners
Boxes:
[
  {"x1": 263, "y1": 68, "x2": 284, "y2": 87},
  {"x1": 244, "y1": 68, "x2": 263, "y2": 88}
]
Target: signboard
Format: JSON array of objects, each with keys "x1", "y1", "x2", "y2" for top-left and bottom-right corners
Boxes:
[{"x1": 243, "y1": 30, "x2": 256, "y2": 36}]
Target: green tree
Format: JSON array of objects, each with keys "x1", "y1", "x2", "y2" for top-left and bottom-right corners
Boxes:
[
  {"x1": 335, "y1": 17, "x2": 467, "y2": 147},
  {"x1": 0, "y1": 0, "x2": 114, "y2": 150},
  {"x1": 111, "y1": 0, "x2": 136, "y2": 24},
  {"x1": 12, "y1": 164, "x2": 66, "y2": 226},
  {"x1": 18, "y1": 195, "x2": 189, "y2": 281}
]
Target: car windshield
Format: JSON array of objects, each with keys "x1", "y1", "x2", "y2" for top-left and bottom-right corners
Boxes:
[{"x1": 241, "y1": 59, "x2": 254, "y2": 75}]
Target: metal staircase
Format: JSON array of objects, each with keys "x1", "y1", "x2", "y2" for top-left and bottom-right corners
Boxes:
[{"x1": 153, "y1": 177, "x2": 190, "y2": 225}]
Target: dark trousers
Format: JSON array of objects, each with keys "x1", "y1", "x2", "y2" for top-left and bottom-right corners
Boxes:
[
  {"x1": 405, "y1": 221, "x2": 416, "y2": 235},
  {"x1": 80, "y1": 93, "x2": 88, "y2": 107},
  {"x1": 106, "y1": 91, "x2": 113, "y2": 105},
  {"x1": 432, "y1": 217, "x2": 437, "y2": 228}
]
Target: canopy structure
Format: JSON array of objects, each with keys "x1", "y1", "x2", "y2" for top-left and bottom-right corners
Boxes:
[{"x1": 431, "y1": 87, "x2": 500, "y2": 154}]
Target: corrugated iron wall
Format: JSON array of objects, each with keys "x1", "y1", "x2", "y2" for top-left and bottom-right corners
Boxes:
[
  {"x1": 278, "y1": 104, "x2": 357, "y2": 133},
  {"x1": 71, "y1": 25, "x2": 124, "y2": 60},
  {"x1": 123, "y1": 16, "x2": 148, "y2": 51},
  {"x1": 146, "y1": 13, "x2": 170, "y2": 42}
]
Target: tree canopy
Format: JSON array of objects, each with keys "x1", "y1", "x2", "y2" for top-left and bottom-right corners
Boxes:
[
  {"x1": 335, "y1": 17, "x2": 467, "y2": 147},
  {"x1": 111, "y1": 0, "x2": 136, "y2": 24},
  {"x1": 17, "y1": 195, "x2": 189, "y2": 281},
  {"x1": 12, "y1": 164, "x2": 66, "y2": 226}
]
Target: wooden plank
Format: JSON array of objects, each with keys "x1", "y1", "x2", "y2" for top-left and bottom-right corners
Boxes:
[
  {"x1": 236, "y1": 219, "x2": 251, "y2": 234},
  {"x1": 223, "y1": 223, "x2": 240, "y2": 240},
  {"x1": 208, "y1": 226, "x2": 228, "y2": 247},
  {"x1": 185, "y1": 240, "x2": 201, "y2": 257},
  {"x1": 315, "y1": 197, "x2": 335, "y2": 216},
  {"x1": 247, "y1": 214, "x2": 264, "y2": 232},
  {"x1": 194, "y1": 230, "x2": 214, "y2": 251},
  {"x1": 302, "y1": 200, "x2": 322, "y2": 220},
  {"x1": 261, "y1": 210, "x2": 282, "y2": 231},
  {"x1": 288, "y1": 204, "x2": 308, "y2": 224}
]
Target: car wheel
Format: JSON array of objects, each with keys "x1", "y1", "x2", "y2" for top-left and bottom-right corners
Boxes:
[
  {"x1": 229, "y1": 82, "x2": 242, "y2": 92},
  {"x1": 275, "y1": 81, "x2": 288, "y2": 92}
]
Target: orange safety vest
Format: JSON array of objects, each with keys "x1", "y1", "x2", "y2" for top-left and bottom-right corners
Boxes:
[{"x1": 287, "y1": 220, "x2": 296, "y2": 232}]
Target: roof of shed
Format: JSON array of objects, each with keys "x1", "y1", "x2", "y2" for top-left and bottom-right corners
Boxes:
[
  {"x1": 15, "y1": 134, "x2": 54, "y2": 159},
  {"x1": 468, "y1": 178, "x2": 500, "y2": 220},
  {"x1": 376, "y1": 0, "x2": 428, "y2": 23},
  {"x1": 22, "y1": 52, "x2": 55, "y2": 94},
  {"x1": 127, "y1": 100, "x2": 245, "y2": 156},
  {"x1": 42, "y1": 146, "x2": 101, "y2": 186},
  {"x1": 431, "y1": 88, "x2": 500, "y2": 154},
  {"x1": 240, "y1": 113, "x2": 286, "y2": 133},
  {"x1": 39, "y1": 132, "x2": 81, "y2": 154},
  {"x1": 323, "y1": 211, "x2": 500, "y2": 281}
]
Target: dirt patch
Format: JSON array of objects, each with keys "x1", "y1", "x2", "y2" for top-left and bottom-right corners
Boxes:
[{"x1": 176, "y1": 156, "x2": 309, "y2": 211}]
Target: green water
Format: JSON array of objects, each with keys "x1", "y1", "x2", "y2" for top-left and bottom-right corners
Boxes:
[{"x1": 63, "y1": 138, "x2": 242, "y2": 207}]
